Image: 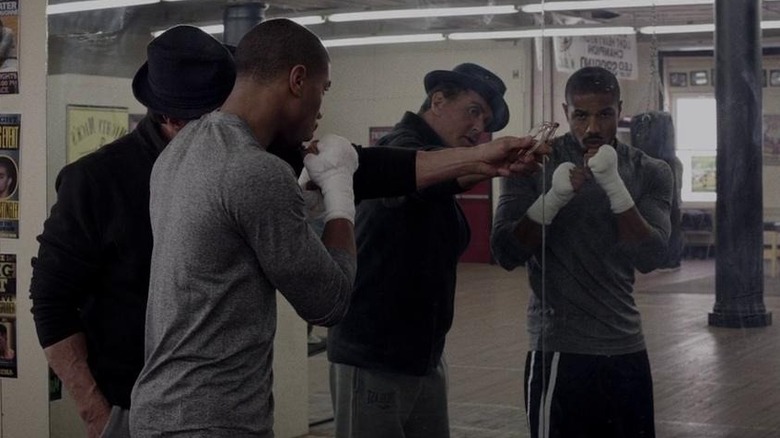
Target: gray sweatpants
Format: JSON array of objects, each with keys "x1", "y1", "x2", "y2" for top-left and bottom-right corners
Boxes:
[
  {"x1": 330, "y1": 358, "x2": 449, "y2": 438},
  {"x1": 101, "y1": 406, "x2": 131, "y2": 438}
]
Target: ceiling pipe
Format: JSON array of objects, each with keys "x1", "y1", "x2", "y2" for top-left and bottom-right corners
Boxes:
[{"x1": 223, "y1": 0, "x2": 267, "y2": 46}]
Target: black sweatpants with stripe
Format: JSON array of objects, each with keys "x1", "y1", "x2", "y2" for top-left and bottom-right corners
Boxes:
[{"x1": 524, "y1": 350, "x2": 655, "y2": 438}]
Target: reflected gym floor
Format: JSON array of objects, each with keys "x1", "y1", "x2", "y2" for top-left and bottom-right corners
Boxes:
[{"x1": 304, "y1": 259, "x2": 780, "y2": 438}]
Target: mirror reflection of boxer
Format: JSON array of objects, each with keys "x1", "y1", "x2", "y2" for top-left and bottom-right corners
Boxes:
[{"x1": 0, "y1": 157, "x2": 17, "y2": 200}]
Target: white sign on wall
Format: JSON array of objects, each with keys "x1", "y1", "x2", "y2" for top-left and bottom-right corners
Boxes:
[{"x1": 553, "y1": 34, "x2": 638, "y2": 80}]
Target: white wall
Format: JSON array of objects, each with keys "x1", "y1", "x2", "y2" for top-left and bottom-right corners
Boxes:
[
  {"x1": 1, "y1": 0, "x2": 51, "y2": 436},
  {"x1": 319, "y1": 39, "x2": 535, "y2": 147}
]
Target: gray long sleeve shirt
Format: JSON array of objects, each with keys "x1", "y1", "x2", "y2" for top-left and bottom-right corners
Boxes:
[
  {"x1": 491, "y1": 133, "x2": 672, "y2": 356},
  {"x1": 130, "y1": 112, "x2": 356, "y2": 437}
]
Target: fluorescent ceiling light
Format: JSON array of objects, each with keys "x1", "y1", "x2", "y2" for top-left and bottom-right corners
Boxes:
[
  {"x1": 151, "y1": 16, "x2": 324, "y2": 38},
  {"x1": 328, "y1": 6, "x2": 517, "y2": 22},
  {"x1": 323, "y1": 33, "x2": 446, "y2": 48},
  {"x1": 47, "y1": 0, "x2": 157, "y2": 15},
  {"x1": 288, "y1": 16, "x2": 326, "y2": 26},
  {"x1": 638, "y1": 24, "x2": 714, "y2": 34},
  {"x1": 523, "y1": 0, "x2": 780, "y2": 13},
  {"x1": 640, "y1": 20, "x2": 780, "y2": 34},
  {"x1": 524, "y1": 0, "x2": 714, "y2": 13},
  {"x1": 761, "y1": 20, "x2": 780, "y2": 30},
  {"x1": 449, "y1": 26, "x2": 635, "y2": 40}
]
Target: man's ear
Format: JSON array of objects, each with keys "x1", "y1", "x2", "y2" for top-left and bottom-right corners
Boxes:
[
  {"x1": 289, "y1": 64, "x2": 307, "y2": 97},
  {"x1": 430, "y1": 91, "x2": 446, "y2": 115},
  {"x1": 562, "y1": 102, "x2": 570, "y2": 122}
]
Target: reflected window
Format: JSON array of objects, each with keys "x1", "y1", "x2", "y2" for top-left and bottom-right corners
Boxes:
[{"x1": 674, "y1": 95, "x2": 717, "y2": 202}]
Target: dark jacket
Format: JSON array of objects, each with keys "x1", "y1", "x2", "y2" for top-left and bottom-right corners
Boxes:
[
  {"x1": 30, "y1": 116, "x2": 166, "y2": 408},
  {"x1": 328, "y1": 112, "x2": 471, "y2": 376}
]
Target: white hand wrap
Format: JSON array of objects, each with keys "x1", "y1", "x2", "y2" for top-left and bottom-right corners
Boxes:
[
  {"x1": 526, "y1": 162, "x2": 577, "y2": 225},
  {"x1": 587, "y1": 145, "x2": 634, "y2": 214},
  {"x1": 302, "y1": 134, "x2": 359, "y2": 223},
  {"x1": 298, "y1": 168, "x2": 326, "y2": 223}
]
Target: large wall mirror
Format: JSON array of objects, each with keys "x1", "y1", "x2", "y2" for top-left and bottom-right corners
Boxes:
[{"x1": 44, "y1": 1, "x2": 780, "y2": 437}]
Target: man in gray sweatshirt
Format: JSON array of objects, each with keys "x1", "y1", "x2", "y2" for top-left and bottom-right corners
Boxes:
[{"x1": 130, "y1": 19, "x2": 358, "y2": 437}]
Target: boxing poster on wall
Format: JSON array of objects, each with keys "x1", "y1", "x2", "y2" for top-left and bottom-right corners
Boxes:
[
  {"x1": 0, "y1": 253, "x2": 17, "y2": 378},
  {"x1": 0, "y1": 113, "x2": 19, "y2": 238},
  {"x1": 67, "y1": 105, "x2": 128, "y2": 164},
  {"x1": 0, "y1": 0, "x2": 19, "y2": 94}
]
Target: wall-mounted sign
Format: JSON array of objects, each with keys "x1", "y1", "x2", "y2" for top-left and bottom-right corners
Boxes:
[
  {"x1": 669, "y1": 72, "x2": 688, "y2": 87},
  {"x1": 553, "y1": 34, "x2": 638, "y2": 80},
  {"x1": 368, "y1": 126, "x2": 394, "y2": 147},
  {"x1": 690, "y1": 70, "x2": 709, "y2": 86},
  {"x1": 66, "y1": 105, "x2": 128, "y2": 164}
]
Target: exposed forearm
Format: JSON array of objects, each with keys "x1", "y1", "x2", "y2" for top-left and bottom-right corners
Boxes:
[
  {"x1": 491, "y1": 215, "x2": 543, "y2": 270},
  {"x1": 615, "y1": 207, "x2": 655, "y2": 243},
  {"x1": 44, "y1": 333, "x2": 110, "y2": 424},
  {"x1": 321, "y1": 218, "x2": 356, "y2": 257},
  {"x1": 456, "y1": 174, "x2": 491, "y2": 191},
  {"x1": 615, "y1": 207, "x2": 668, "y2": 272},
  {"x1": 415, "y1": 147, "x2": 483, "y2": 190},
  {"x1": 513, "y1": 216, "x2": 544, "y2": 253}
]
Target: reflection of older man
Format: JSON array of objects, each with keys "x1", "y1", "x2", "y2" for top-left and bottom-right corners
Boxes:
[{"x1": 0, "y1": 19, "x2": 17, "y2": 72}]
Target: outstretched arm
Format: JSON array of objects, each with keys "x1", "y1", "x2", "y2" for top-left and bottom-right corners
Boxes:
[{"x1": 417, "y1": 136, "x2": 545, "y2": 190}]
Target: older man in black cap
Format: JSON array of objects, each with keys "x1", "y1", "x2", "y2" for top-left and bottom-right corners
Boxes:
[
  {"x1": 327, "y1": 62, "x2": 513, "y2": 438},
  {"x1": 29, "y1": 25, "x2": 235, "y2": 438}
]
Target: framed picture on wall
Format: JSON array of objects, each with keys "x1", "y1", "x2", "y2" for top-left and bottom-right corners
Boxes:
[
  {"x1": 368, "y1": 126, "x2": 394, "y2": 146},
  {"x1": 691, "y1": 155, "x2": 717, "y2": 192},
  {"x1": 763, "y1": 114, "x2": 780, "y2": 165},
  {"x1": 669, "y1": 72, "x2": 688, "y2": 87},
  {"x1": 690, "y1": 70, "x2": 709, "y2": 86},
  {"x1": 770, "y1": 70, "x2": 780, "y2": 87}
]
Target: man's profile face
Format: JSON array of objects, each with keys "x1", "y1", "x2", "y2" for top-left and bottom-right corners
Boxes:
[
  {"x1": 563, "y1": 92, "x2": 622, "y2": 152},
  {"x1": 0, "y1": 166, "x2": 13, "y2": 198},
  {"x1": 430, "y1": 89, "x2": 493, "y2": 148},
  {"x1": 292, "y1": 63, "x2": 331, "y2": 145}
]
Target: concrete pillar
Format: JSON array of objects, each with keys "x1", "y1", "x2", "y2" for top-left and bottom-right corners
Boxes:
[
  {"x1": 709, "y1": 0, "x2": 772, "y2": 328},
  {"x1": 222, "y1": 1, "x2": 267, "y2": 47}
]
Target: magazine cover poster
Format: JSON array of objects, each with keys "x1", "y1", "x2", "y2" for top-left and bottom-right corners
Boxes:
[
  {"x1": 0, "y1": 254, "x2": 16, "y2": 378},
  {"x1": 0, "y1": 0, "x2": 19, "y2": 94},
  {"x1": 0, "y1": 114, "x2": 19, "y2": 238}
]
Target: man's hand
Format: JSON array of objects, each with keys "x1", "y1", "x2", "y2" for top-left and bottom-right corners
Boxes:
[
  {"x1": 587, "y1": 145, "x2": 635, "y2": 214},
  {"x1": 473, "y1": 136, "x2": 550, "y2": 178},
  {"x1": 86, "y1": 403, "x2": 111, "y2": 438},
  {"x1": 303, "y1": 134, "x2": 359, "y2": 223},
  {"x1": 526, "y1": 162, "x2": 577, "y2": 225}
]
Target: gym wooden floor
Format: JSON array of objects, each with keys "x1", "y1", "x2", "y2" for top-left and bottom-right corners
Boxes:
[{"x1": 303, "y1": 258, "x2": 780, "y2": 438}]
